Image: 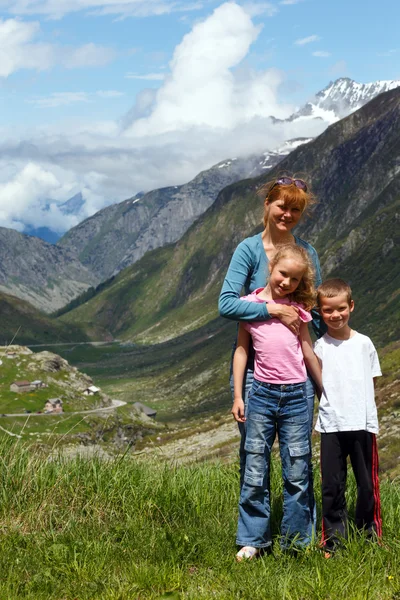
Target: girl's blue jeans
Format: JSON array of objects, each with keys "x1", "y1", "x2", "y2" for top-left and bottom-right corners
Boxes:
[
  {"x1": 236, "y1": 379, "x2": 312, "y2": 549},
  {"x1": 231, "y1": 370, "x2": 317, "y2": 533}
]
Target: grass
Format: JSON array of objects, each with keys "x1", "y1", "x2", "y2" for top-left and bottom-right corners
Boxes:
[{"x1": 0, "y1": 437, "x2": 399, "y2": 599}]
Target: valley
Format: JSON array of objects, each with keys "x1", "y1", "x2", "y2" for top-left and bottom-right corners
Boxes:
[{"x1": 0, "y1": 84, "x2": 399, "y2": 480}]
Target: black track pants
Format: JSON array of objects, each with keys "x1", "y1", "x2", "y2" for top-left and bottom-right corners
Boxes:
[{"x1": 320, "y1": 431, "x2": 381, "y2": 550}]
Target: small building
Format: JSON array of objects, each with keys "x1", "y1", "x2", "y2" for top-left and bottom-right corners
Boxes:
[
  {"x1": 31, "y1": 380, "x2": 47, "y2": 389},
  {"x1": 10, "y1": 380, "x2": 31, "y2": 393},
  {"x1": 133, "y1": 402, "x2": 157, "y2": 419},
  {"x1": 83, "y1": 385, "x2": 100, "y2": 396},
  {"x1": 6, "y1": 352, "x2": 17, "y2": 359},
  {"x1": 44, "y1": 399, "x2": 63, "y2": 414}
]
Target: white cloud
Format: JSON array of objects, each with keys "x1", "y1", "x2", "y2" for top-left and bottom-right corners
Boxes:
[
  {"x1": 0, "y1": 18, "x2": 116, "y2": 77},
  {"x1": 0, "y1": 2, "x2": 333, "y2": 235},
  {"x1": 28, "y1": 92, "x2": 91, "y2": 108},
  {"x1": 96, "y1": 90, "x2": 124, "y2": 98},
  {"x1": 377, "y1": 49, "x2": 398, "y2": 57},
  {"x1": 62, "y1": 43, "x2": 116, "y2": 68},
  {"x1": 0, "y1": 18, "x2": 53, "y2": 77},
  {"x1": 329, "y1": 60, "x2": 347, "y2": 76},
  {"x1": 125, "y1": 2, "x2": 293, "y2": 137},
  {"x1": 0, "y1": 0, "x2": 204, "y2": 20},
  {"x1": 27, "y1": 90, "x2": 124, "y2": 107},
  {"x1": 242, "y1": 2, "x2": 278, "y2": 17},
  {"x1": 312, "y1": 51, "x2": 331, "y2": 58},
  {"x1": 280, "y1": 0, "x2": 301, "y2": 4},
  {"x1": 294, "y1": 34, "x2": 320, "y2": 46},
  {"x1": 0, "y1": 162, "x2": 80, "y2": 232},
  {"x1": 125, "y1": 72, "x2": 165, "y2": 80}
]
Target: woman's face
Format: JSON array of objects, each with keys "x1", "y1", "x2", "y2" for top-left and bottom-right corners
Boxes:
[{"x1": 264, "y1": 198, "x2": 303, "y2": 232}]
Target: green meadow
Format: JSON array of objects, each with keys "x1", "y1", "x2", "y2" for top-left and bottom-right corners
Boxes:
[{"x1": 0, "y1": 437, "x2": 399, "y2": 600}]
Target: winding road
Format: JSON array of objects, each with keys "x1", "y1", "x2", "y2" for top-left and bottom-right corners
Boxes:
[{"x1": 0, "y1": 399, "x2": 127, "y2": 438}]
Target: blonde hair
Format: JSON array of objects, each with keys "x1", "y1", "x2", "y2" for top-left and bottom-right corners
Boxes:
[
  {"x1": 317, "y1": 278, "x2": 353, "y2": 306},
  {"x1": 269, "y1": 245, "x2": 316, "y2": 311},
  {"x1": 258, "y1": 174, "x2": 317, "y2": 228}
]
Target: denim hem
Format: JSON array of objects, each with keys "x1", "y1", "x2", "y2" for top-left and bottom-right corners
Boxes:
[
  {"x1": 280, "y1": 540, "x2": 311, "y2": 550},
  {"x1": 236, "y1": 540, "x2": 272, "y2": 549}
]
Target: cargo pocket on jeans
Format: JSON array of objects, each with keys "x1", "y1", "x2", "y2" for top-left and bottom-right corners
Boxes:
[
  {"x1": 243, "y1": 438, "x2": 266, "y2": 487},
  {"x1": 288, "y1": 443, "x2": 309, "y2": 482}
]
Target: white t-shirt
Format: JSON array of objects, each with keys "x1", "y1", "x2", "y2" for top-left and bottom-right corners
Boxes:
[{"x1": 314, "y1": 332, "x2": 382, "y2": 434}]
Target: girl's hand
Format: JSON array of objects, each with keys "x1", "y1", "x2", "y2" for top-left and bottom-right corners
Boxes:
[
  {"x1": 232, "y1": 397, "x2": 246, "y2": 423},
  {"x1": 267, "y1": 303, "x2": 300, "y2": 334}
]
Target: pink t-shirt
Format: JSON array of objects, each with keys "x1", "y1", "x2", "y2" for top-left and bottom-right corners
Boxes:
[{"x1": 241, "y1": 289, "x2": 312, "y2": 384}]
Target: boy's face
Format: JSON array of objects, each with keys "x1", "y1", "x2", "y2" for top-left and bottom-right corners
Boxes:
[{"x1": 319, "y1": 293, "x2": 354, "y2": 332}]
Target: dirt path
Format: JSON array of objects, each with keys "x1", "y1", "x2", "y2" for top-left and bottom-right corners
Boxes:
[{"x1": 0, "y1": 398, "x2": 126, "y2": 419}]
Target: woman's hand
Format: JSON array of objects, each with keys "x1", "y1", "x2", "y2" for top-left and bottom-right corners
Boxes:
[{"x1": 267, "y1": 303, "x2": 301, "y2": 334}]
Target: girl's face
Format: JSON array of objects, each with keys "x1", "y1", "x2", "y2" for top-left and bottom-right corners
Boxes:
[
  {"x1": 268, "y1": 257, "x2": 306, "y2": 299},
  {"x1": 264, "y1": 198, "x2": 303, "y2": 232}
]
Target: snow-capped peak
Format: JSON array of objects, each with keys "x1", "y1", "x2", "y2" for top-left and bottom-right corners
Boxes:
[{"x1": 294, "y1": 77, "x2": 400, "y2": 121}]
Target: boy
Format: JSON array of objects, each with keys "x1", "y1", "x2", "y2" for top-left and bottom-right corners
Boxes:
[{"x1": 314, "y1": 279, "x2": 382, "y2": 554}]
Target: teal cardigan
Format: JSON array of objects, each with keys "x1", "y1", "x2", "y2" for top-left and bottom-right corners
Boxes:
[{"x1": 218, "y1": 233, "x2": 325, "y2": 338}]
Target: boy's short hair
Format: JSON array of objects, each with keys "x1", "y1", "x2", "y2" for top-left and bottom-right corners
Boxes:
[{"x1": 317, "y1": 278, "x2": 352, "y2": 306}]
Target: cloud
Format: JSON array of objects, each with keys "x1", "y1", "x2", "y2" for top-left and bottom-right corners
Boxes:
[
  {"x1": 0, "y1": 2, "x2": 333, "y2": 235},
  {"x1": 0, "y1": 162, "x2": 80, "y2": 232},
  {"x1": 28, "y1": 92, "x2": 91, "y2": 108},
  {"x1": 377, "y1": 49, "x2": 398, "y2": 57},
  {"x1": 96, "y1": 90, "x2": 124, "y2": 98},
  {"x1": 242, "y1": 2, "x2": 278, "y2": 17},
  {"x1": 0, "y1": 18, "x2": 116, "y2": 77},
  {"x1": 312, "y1": 51, "x2": 331, "y2": 58},
  {"x1": 280, "y1": 0, "x2": 302, "y2": 4},
  {"x1": 0, "y1": 18, "x2": 53, "y2": 77},
  {"x1": 0, "y1": 0, "x2": 204, "y2": 20},
  {"x1": 329, "y1": 60, "x2": 347, "y2": 76},
  {"x1": 125, "y1": 3, "x2": 293, "y2": 137},
  {"x1": 27, "y1": 90, "x2": 124, "y2": 108},
  {"x1": 125, "y1": 72, "x2": 166, "y2": 80},
  {"x1": 294, "y1": 34, "x2": 320, "y2": 46},
  {"x1": 62, "y1": 43, "x2": 116, "y2": 68}
]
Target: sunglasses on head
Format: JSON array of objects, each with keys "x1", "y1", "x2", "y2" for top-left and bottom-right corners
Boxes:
[{"x1": 269, "y1": 177, "x2": 308, "y2": 193}]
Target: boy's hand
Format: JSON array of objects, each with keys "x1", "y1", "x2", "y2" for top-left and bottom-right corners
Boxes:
[{"x1": 232, "y1": 397, "x2": 246, "y2": 423}]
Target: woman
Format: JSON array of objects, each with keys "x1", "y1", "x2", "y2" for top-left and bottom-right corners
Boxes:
[{"x1": 218, "y1": 175, "x2": 325, "y2": 529}]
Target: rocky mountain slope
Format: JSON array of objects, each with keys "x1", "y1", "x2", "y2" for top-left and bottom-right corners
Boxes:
[
  {"x1": 57, "y1": 154, "x2": 285, "y2": 281},
  {"x1": 0, "y1": 345, "x2": 160, "y2": 452},
  {"x1": 0, "y1": 228, "x2": 99, "y2": 313},
  {"x1": 59, "y1": 86, "x2": 400, "y2": 348},
  {"x1": 0, "y1": 289, "x2": 88, "y2": 346},
  {"x1": 58, "y1": 78, "x2": 400, "y2": 283}
]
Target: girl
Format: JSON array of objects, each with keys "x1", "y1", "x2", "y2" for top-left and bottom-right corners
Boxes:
[{"x1": 232, "y1": 245, "x2": 322, "y2": 560}]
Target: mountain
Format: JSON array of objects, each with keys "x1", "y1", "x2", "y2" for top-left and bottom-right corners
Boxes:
[
  {"x1": 57, "y1": 154, "x2": 284, "y2": 281},
  {"x1": 0, "y1": 290, "x2": 88, "y2": 346},
  {"x1": 59, "y1": 192, "x2": 85, "y2": 215},
  {"x1": 23, "y1": 226, "x2": 62, "y2": 244},
  {"x1": 59, "y1": 86, "x2": 400, "y2": 350},
  {"x1": 0, "y1": 227, "x2": 99, "y2": 313},
  {"x1": 291, "y1": 77, "x2": 400, "y2": 122},
  {"x1": 22, "y1": 192, "x2": 85, "y2": 244},
  {"x1": 58, "y1": 78, "x2": 400, "y2": 283}
]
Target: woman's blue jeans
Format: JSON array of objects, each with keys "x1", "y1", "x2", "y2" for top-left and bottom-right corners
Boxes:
[
  {"x1": 231, "y1": 370, "x2": 317, "y2": 533},
  {"x1": 236, "y1": 380, "x2": 312, "y2": 549}
]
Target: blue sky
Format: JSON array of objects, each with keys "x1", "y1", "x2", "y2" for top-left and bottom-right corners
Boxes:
[
  {"x1": 0, "y1": 0, "x2": 399, "y2": 232},
  {"x1": 1, "y1": 0, "x2": 399, "y2": 125}
]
